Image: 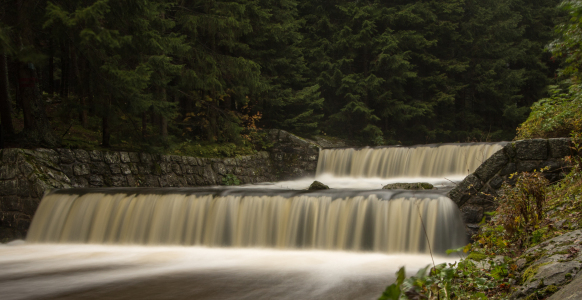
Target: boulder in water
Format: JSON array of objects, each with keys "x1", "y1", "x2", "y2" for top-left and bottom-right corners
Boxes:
[
  {"x1": 382, "y1": 182, "x2": 434, "y2": 190},
  {"x1": 308, "y1": 181, "x2": 330, "y2": 190}
]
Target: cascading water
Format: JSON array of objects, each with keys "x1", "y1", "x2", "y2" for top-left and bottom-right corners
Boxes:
[
  {"x1": 0, "y1": 142, "x2": 502, "y2": 300},
  {"x1": 317, "y1": 143, "x2": 504, "y2": 178},
  {"x1": 26, "y1": 188, "x2": 466, "y2": 254}
]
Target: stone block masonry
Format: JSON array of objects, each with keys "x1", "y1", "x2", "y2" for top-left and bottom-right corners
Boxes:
[
  {"x1": 448, "y1": 138, "x2": 573, "y2": 239},
  {"x1": 267, "y1": 129, "x2": 320, "y2": 180},
  {"x1": 0, "y1": 130, "x2": 322, "y2": 241}
]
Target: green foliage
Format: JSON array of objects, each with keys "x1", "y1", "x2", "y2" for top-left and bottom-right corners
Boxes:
[
  {"x1": 172, "y1": 141, "x2": 255, "y2": 158},
  {"x1": 496, "y1": 170, "x2": 550, "y2": 248},
  {"x1": 378, "y1": 260, "x2": 512, "y2": 300},
  {"x1": 517, "y1": 0, "x2": 582, "y2": 139},
  {"x1": 467, "y1": 252, "x2": 489, "y2": 261},
  {"x1": 222, "y1": 174, "x2": 241, "y2": 186},
  {"x1": 2, "y1": 0, "x2": 566, "y2": 148},
  {"x1": 517, "y1": 84, "x2": 582, "y2": 138}
]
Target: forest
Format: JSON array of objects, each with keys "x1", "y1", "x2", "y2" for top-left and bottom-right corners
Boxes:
[{"x1": 0, "y1": 0, "x2": 567, "y2": 153}]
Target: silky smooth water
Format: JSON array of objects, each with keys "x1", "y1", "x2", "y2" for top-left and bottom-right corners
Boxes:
[
  {"x1": 26, "y1": 189, "x2": 466, "y2": 254},
  {"x1": 0, "y1": 244, "x2": 456, "y2": 300},
  {"x1": 0, "y1": 142, "x2": 503, "y2": 299},
  {"x1": 317, "y1": 143, "x2": 504, "y2": 179}
]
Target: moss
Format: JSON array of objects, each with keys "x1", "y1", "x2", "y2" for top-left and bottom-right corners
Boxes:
[
  {"x1": 526, "y1": 284, "x2": 558, "y2": 300},
  {"x1": 467, "y1": 252, "x2": 489, "y2": 261},
  {"x1": 545, "y1": 285, "x2": 558, "y2": 294},
  {"x1": 420, "y1": 182, "x2": 434, "y2": 189},
  {"x1": 522, "y1": 262, "x2": 551, "y2": 284},
  {"x1": 308, "y1": 181, "x2": 330, "y2": 190},
  {"x1": 153, "y1": 163, "x2": 162, "y2": 175}
]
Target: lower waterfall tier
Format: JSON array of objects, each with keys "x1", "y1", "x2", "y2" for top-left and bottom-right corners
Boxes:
[{"x1": 26, "y1": 188, "x2": 467, "y2": 254}]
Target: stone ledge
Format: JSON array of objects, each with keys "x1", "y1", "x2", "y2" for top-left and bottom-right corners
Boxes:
[{"x1": 448, "y1": 138, "x2": 572, "y2": 234}]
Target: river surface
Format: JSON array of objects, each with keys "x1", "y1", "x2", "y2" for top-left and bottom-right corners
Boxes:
[
  {"x1": 0, "y1": 142, "x2": 504, "y2": 299},
  {"x1": 0, "y1": 243, "x2": 456, "y2": 300}
]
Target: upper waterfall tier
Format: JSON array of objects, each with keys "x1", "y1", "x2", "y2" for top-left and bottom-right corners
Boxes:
[
  {"x1": 26, "y1": 188, "x2": 466, "y2": 254},
  {"x1": 316, "y1": 143, "x2": 505, "y2": 178}
]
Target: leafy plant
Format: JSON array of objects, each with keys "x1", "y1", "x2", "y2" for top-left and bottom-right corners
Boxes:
[
  {"x1": 495, "y1": 170, "x2": 550, "y2": 249},
  {"x1": 222, "y1": 174, "x2": 241, "y2": 186},
  {"x1": 378, "y1": 259, "x2": 511, "y2": 300}
]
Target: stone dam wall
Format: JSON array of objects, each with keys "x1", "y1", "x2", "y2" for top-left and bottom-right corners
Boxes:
[
  {"x1": 0, "y1": 130, "x2": 320, "y2": 241},
  {"x1": 448, "y1": 138, "x2": 573, "y2": 238}
]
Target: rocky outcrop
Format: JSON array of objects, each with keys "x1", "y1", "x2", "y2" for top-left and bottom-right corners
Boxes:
[
  {"x1": 511, "y1": 230, "x2": 582, "y2": 299},
  {"x1": 547, "y1": 272, "x2": 582, "y2": 300},
  {"x1": 382, "y1": 182, "x2": 434, "y2": 190},
  {"x1": 447, "y1": 138, "x2": 572, "y2": 237},
  {"x1": 308, "y1": 181, "x2": 329, "y2": 190},
  {"x1": 268, "y1": 129, "x2": 320, "y2": 180}
]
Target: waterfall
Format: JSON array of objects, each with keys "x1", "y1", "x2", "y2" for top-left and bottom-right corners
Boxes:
[
  {"x1": 26, "y1": 188, "x2": 466, "y2": 254},
  {"x1": 316, "y1": 143, "x2": 504, "y2": 178}
]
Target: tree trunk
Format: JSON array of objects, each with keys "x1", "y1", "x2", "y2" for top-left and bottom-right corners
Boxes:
[
  {"x1": 0, "y1": 54, "x2": 14, "y2": 136},
  {"x1": 60, "y1": 41, "x2": 69, "y2": 97},
  {"x1": 142, "y1": 112, "x2": 147, "y2": 140},
  {"x1": 160, "y1": 88, "x2": 168, "y2": 140},
  {"x1": 102, "y1": 102, "x2": 111, "y2": 147},
  {"x1": 19, "y1": 63, "x2": 59, "y2": 147},
  {"x1": 48, "y1": 41, "x2": 54, "y2": 95}
]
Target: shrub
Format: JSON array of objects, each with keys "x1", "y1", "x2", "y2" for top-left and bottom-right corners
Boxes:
[
  {"x1": 222, "y1": 174, "x2": 241, "y2": 186},
  {"x1": 496, "y1": 171, "x2": 550, "y2": 249},
  {"x1": 516, "y1": 84, "x2": 582, "y2": 139}
]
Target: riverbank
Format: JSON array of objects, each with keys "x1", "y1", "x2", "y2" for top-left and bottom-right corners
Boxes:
[{"x1": 379, "y1": 152, "x2": 582, "y2": 299}]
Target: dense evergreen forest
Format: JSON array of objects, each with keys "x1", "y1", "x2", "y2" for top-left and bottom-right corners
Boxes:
[{"x1": 0, "y1": 0, "x2": 564, "y2": 152}]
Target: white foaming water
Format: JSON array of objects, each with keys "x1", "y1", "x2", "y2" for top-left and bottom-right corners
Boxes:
[
  {"x1": 0, "y1": 243, "x2": 456, "y2": 300},
  {"x1": 26, "y1": 190, "x2": 466, "y2": 254},
  {"x1": 244, "y1": 174, "x2": 465, "y2": 190},
  {"x1": 1, "y1": 142, "x2": 503, "y2": 299},
  {"x1": 316, "y1": 143, "x2": 504, "y2": 179}
]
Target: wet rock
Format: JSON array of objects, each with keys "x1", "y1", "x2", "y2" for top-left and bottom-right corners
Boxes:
[
  {"x1": 128, "y1": 152, "x2": 140, "y2": 163},
  {"x1": 73, "y1": 164, "x2": 90, "y2": 176},
  {"x1": 516, "y1": 258, "x2": 527, "y2": 270},
  {"x1": 171, "y1": 164, "x2": 183, "y2": 175},
  {"x1": 489, "y1": 175, "x2": 504, "y2": 189},
  {"x1": 57, "y1": 149, "x2": 76, "y2": 164},
  {"x1": 474, "y1": 150, "x2": 508, "y2": 182},
  {"x1": 460, "y1": 205, "x2": 484, "y2": 224},
  {"x1": 512, "y1": 230, "x2": 582, "y2": 299},
  {"x1": 517, "y1": 160, "x2": 540, "y2": 173},
  {"x1": 0, "y1": 165, "x2": 18, "y2": 180},
  {"x1": 103, "y1": 152, "x2": 120, "y2": 164},
  {"x1": 89, "y1": 175, "x2": 104, "y2": 186},
  {"x1": 119, "y1": 152, "x2": 131, "y2": 163},
  {"x1": 308, "y1": 181, "x2": 329, "y2": 190},
  {"x1": 499, "y1": 162, "x2": 517, "y2": 176},
  {"x1": 547, "y1": 272, "x2": 582, "y2": 300},
  {"x1": 120, "y1": 164, "x2": 132, "y2": 175},
  {"x1": 90, "y1": 162, "x2": 110, "y2": 175},
  {"x1": 515, "y1": 139, "x2": 548, "y2": 160},
  {"x1": 382, "y1": 182, "x2": 434, "y2": 190},
  {"x1": 548, "y1": 138, "x2": 571, "y2": 159},
  {"x1": 140, "y1": 153, "x2": 152, "y2": 163},
  {"x1": 89, "y1": 150, "x2": 103, "y2": 162},
  {"x1": 448, "y1": 174, "x2": 483, "y2": 207},
  {"x1": 74, "y1": 149, "x2": 90, "y2": 163}
]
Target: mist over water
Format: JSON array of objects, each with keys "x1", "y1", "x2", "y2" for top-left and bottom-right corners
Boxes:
[
  {"x1": 26, "y1": 190, "x2": 466, "y2": 254},
  {"x1": 0, "y1": 244, "x2": 456, "y2": 300},
  {"x1": 0, "y1": 142, "x2": 505, "y2": 299}
]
